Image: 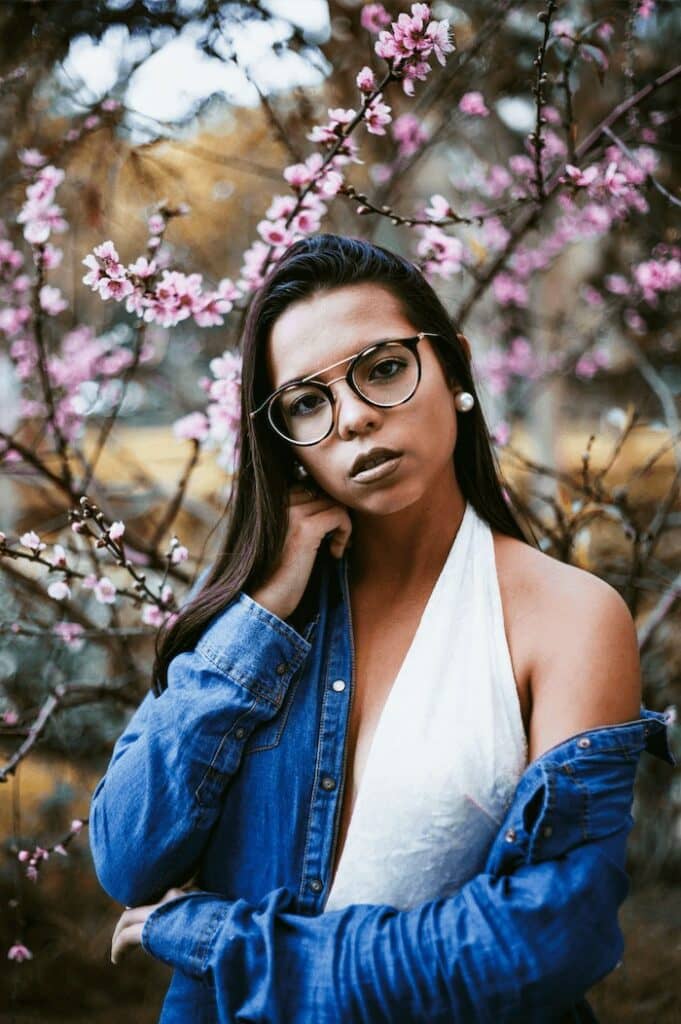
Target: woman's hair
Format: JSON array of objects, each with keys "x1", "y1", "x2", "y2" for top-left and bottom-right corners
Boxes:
[{"x1": 151, "y1": 233, "x2": 534, "y2": 695}]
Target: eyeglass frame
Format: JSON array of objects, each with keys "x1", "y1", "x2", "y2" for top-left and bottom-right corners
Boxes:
[{"x1": 248, "y1": 331, "x2": 441, "y2": 447}]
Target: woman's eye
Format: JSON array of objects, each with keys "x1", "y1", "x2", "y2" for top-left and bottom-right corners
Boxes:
[
  {"x1": 370, "y1": 358, "x2": 406, "y2": 380},
  {"x1": 289, "y1": 392, "x2": 325, "y2": 417}
]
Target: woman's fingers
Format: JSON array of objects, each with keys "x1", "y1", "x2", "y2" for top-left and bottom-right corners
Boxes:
[
  {"x1": 111, "y1": 887, "x2": 191, "y2": 964},
  {"x1": 111, "y1": 910, "x2": 146, "y2": 964}
]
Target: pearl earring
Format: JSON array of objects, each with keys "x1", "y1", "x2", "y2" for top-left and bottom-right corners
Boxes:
[
  {"x1": 454, "y1": 390, "x2": 475, "y2": 413},
  {"x1": 293, "y1": 460, "x2": 310, "y2": 480}
]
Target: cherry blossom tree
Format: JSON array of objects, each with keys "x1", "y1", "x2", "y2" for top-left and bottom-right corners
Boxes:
[{"x1": 0, "y1": 1, "x2": 679, "y2": 1016}]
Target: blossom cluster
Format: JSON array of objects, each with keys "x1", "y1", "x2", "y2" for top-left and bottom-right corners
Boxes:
[
  {"x1": 365, "y1": 3, "x2": 455, "y2": 96},
  {"x1": 174, "y1": 348, "x2": 243, "y2": 476},
  {"x1": 82, "y1": 238, "x2": 241, "y2": 329},
  {"x1": 16, "y1": 163, "x2": 67, "y2": 245}
]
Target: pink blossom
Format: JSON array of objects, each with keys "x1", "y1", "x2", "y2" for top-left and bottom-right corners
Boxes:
[
  {"x1": 257, "y1": 219, "x2": 294, "y2": 248},
  {"x1": 53, "y1": 621, "x2": 85, "y2": 650},
  {"x1": 170, "y1": 544, "x2": 189, "y2": 565},
  {"x1": 97, "y1": 276, "x2": 134, "y2": 302},
  {"x1": 582, "y1": 285, "x2": 604, "y2": 306},
  {"x1": 392, "y1": 113, "x2": 428, "y2": 157},
  {"x1": 93, "y1": 577, "x2": 117, "y2": 604},
  {"x1": 84, "y1": 114, "x2": 100, "y2": 130},
  {"x1": 20, "y1": 531, "x2": 46, "y2": 552},
  {"x1": 102, "y1": 98, "x2": 121, "y2": 111},
  {"x1": 217, "y1": 278, "x2": 241, "y2": 302},
  {"x1": 416, "y1": 225, "x2": 464, "y2": 278},
  {"x1": 637, "y1": 0, "x2": 656, "y2": 19},
  {"x1": 356, "y1": 66, "x2": 376, "y2": 93},
  {"x1": 424, "y1": 194, "x2": 451, "y2": 220},
  {"x1": 291, "y1": 209, "x2": 322, "y2": 234},
  {"x1": 266, "y1": 195, "x2": 296, "y2": 220},
  {"x1": 284, "y1": 162, "x2": 314, "y2": 189},
  {"x1": 624, "y1": 308, "x2": 646, "y2": 332},
  {"x1": 71, "y1": 819, "x2": 83, "y2": 833},
  {"x1": 148, "y1": 213, "x2": 165, "y2": 235},
  {"x1": 634, "y1": 258, "x2": 681, "y2": 303},
  {"x1": 361, "y1": 3, "x2": 391, "y2": 33},
  {"x1": 2, "y1": 710, "x2": 19, "y2": 725},
  {"x1": 193, "y1": 292, "x2": 233, "y2": 327},
  {"x1": 8, "y1": 943, "x2": 33, "y2": 962},
  {"x1": 365, "y1": 94, "x2": 392, "y2": 135},
  {"x1": 596, "y1": 21, "x2": 615, "y2": 43},
  {"x1": 492, "y1": 273, "x2": 529, "y2": 307},
  {"x1": 19, "y1": 148, "x2": 47, "y2": 167},
  {"x1": 39, "y1": 285, "x2": 68, "y2": 316},
  {"x1": 37, "y1": 243, "x2": 63, "y2": 270},
  {"x1": 174, "y1": 411, "x2": 209, "y2": 442},
  {"x1": 142, "y1": 604, "x2": 165, "y2": 627},
  {"x1": 604, "y1": 274, "x2": 630, "y2": 295},
  {"x1": 47, "y1": 580, "x2": 71, "y2": 601},
  {"x1": 128, "y1": 256, "x2": 156, "y2": 278},
  {"x1": 562, "y1": 164, "x2": 599, "y2": 188},
  {"x1": 82, "y1": 253, "x2": 106, "y2": 290},
  {"x1": 109, "y1": 521, "x2": 125, "y2": 541},
  {"x1": 400, "y1": 60, "x2": 430, "y2": 97},
  {"x1": 458, "y1": 91, "x2": 489, "y2": 117},
  {"x1": 0, "y1": 306, "x2": 31, "y2": 336},
  {"x1": 317, "y1": 170, "x2": 343, "y2": 197},
  {"x1": 92, "y1": 240, "x2": 125, "y2": 277}
]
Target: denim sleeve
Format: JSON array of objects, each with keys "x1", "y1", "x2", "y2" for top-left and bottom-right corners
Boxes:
[
  {"x1": 140, "y1": 834, "x2": 628, "y2": 1023},
  {"x1": 88, "y1": 592, "x2": 312, "y2": 908}
]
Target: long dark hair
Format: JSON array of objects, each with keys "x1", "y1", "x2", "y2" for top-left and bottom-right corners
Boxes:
[{"x1": 152, "y1": 233, "x2": 535, "y2": 695}]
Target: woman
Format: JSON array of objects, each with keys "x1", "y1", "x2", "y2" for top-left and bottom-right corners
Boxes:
[{"x1": 92, "y1": 234, "x2": 673, "y2": 1023}]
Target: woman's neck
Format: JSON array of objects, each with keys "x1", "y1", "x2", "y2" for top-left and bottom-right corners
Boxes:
[{"x1": 347, "y1": 482, "x2": 466, "y2": 591}]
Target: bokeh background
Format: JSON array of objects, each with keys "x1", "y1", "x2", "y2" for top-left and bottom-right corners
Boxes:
[{"x1": 1, "y1": 2, "x2": 679, "y2": 1020}]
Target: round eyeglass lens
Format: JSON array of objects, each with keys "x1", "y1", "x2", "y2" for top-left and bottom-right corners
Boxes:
[{"x1": 270, "y1": 341, "x2": 419, "y2": 444}]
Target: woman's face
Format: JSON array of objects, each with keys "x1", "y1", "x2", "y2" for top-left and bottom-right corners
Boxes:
[{"x1": 266, "y1": 282, "x2": 460, "y2": 514}]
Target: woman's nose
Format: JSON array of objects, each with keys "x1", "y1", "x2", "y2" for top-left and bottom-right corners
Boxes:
[{"x1": 332, "y1": 380, "x2": 382, "y2": 438}]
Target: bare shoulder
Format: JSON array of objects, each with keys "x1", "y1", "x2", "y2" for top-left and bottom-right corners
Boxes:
[{"x1": 492, "y1": 531, "x2": 642, "y2": 761}]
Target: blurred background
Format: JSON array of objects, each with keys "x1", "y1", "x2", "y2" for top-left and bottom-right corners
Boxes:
[{"x1": 0, "y1": 1, "x2": 679, "y2": 1020}]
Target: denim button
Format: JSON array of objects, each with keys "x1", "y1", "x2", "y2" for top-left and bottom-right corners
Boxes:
[
  {"x1": 504, "y1": 828, "x2": 516, "y2": 843},
  {"x1": 309, "y1": 878, "x2": 323, "y2": 892},
  {"x1": 321, "y1": 776, "x2": 336, "y2": 791},
  {"x1": 542, "y1": 825, "x2": 553, "y2": 838},
  {"x1": 332, "y1": 679, "x2": 346, "y2": 692},
  {"x1": 577, "y1": 737, "x2": 591, "y2": 749},
  {"x1": 276, "y1": 663, "x2": 287, "y2": 675},
  {"x1": 235, "y1": 727, "x2": 246, "y2": 739}
]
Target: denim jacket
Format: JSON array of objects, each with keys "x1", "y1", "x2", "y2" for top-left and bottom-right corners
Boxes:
[{"x1": 89, "y1": 543, "x2": 675, "y2": 1024}]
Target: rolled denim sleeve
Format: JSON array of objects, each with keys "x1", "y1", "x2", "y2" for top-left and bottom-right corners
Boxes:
[
  {"x1": 140, "y1": 837, "x2": 628, "y2": 1024},
  {"x1": 89, "y1": 592, "x2": 312, "y2": 908}
]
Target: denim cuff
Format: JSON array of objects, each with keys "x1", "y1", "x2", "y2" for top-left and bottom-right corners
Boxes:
[
  {"x1": 195, "y1": 591, "x2": 313, "y2": 709},
  {"x1": 141, "y1": 892, "x2": 227, "y2": 980}
]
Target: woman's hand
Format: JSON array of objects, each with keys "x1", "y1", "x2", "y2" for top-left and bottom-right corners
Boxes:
[
  {"x1": 111, "y1": 884, "x2": 202, "y2": 964},
  {"x1": 247, "y1": 482, "x2": 352, "y2": 622}
]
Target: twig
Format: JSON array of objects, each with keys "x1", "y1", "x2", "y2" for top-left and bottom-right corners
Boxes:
[{"x1": 531, "y1": 1, "x2": 558, "y2": 202}]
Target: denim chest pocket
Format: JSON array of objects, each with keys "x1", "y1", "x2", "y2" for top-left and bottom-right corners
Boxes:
[
  {"x1": 242, "y1": 666, "x2": 303, "y2": 754},
  {"x1": 243, "y1": 612, "x2": 320, "y2": 756}
]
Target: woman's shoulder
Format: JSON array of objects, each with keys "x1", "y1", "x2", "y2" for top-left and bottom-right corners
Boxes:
[{"x1": 493, "y1": 530, "x2": 642, "y2": 759}]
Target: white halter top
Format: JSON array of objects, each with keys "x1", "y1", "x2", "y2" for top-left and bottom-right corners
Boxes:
[{"x1": 324, "y1": 500, "x2": 528, "y2": 912}]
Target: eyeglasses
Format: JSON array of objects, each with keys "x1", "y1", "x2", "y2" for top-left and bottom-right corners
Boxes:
[{"x1": 249, "y1": 332, "x2": 439, "y2": 446}]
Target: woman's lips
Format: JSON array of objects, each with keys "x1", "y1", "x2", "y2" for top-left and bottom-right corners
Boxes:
[{"x1": 350, "y1": 453, "x2": 403, "y2": 484}]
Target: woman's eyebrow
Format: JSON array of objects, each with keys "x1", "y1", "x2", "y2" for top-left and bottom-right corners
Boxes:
[{"x1": 279, "y1": 336, "x2": 396, "y2": 388}]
